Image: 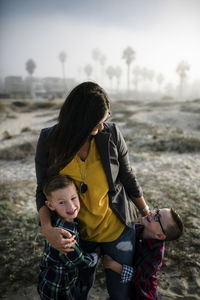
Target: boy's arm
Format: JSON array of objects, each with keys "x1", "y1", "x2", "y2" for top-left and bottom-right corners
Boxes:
[
  {"x1": 133, "y1": 245, "x2": 164, "y2": 300},
  {"x1": 58, "y1": 241, "x2": 98, "y2": 269},
  {"x1": 103, "y1": 254, "x2": 123, "y2": 275},
  {"x1": 103, "y1": 255, "x2": 135, "y2": 283},
  {"x1": 121, "y1": 265, "x2": 135, "y2": 283},
  {"x1": 103, "y1": 241, "x2": 164, "y2": 284},
  {"x1": 134, "y1": 243, "x2": 164, "y2": 283}
]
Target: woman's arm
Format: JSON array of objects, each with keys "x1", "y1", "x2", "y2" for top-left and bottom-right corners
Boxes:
[
  {"x1": 132, "y1": 196, "x2": 150, "y2": 216},
  {"x1": 36, "y1": 128, "x2": 75, "y2": 253},
  {"x1": 39, "y1": 206, "x2": 76, "y2": 254},
  {"x1": 113, "y1": 124, "x2": 149, "y2": 215}
]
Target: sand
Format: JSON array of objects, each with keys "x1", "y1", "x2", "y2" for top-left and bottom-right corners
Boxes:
[{"x1": 0, "y1": 97, "x2": 199, "y2": 299}]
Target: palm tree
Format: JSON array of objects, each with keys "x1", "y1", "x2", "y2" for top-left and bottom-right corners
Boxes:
[
  {"x1": 115, "y1": 66, "x2": 122, "y2": 90},
  {"x1": 99, "y1": 54, "x2": 107, "y2": 84},
  {"x1": 25, "y1": 59, "x2": 36, "y2": 98},
  {"x1": 146, "y1": 69, "x2": 155, "y2": 92},
  {"x1": 84, "y1": 64, "x2": 93, "y2": 80},
  {"x1": 92, "y1": 48, "x2": 101, "y2": 62},
  {"x1": 106, "y1": 66, "x2": 115, "y2": 91},
  {"x1": 59, "y1": 51, "x2": 67, "y2": 92},
  {"x1": 176, "y1": 60, "x2": 190, "y2": 99},
  {"x1": 99, "y1": 54, "x2": 106, "y2": 66},
  {"x1": 141, "y1": 67, "x2": 149, "y2": 81},
  {"x1": 122, "y1": 46, "x2": 135, "y2": 91},
  {"x1": 92, "y1": 48, "x2": 101, "y2": 81},
  {"x1": 26, "y1": 59, "x2": 36, "y2": 76},
  {"x1": 156, "y1": 73, "x2": 164, "y2": 92},
  {"x1": 146, "y1": 69, "x2": 154, "y2": 82},
  {"x1": 132, "y1": 66, "x2": 141, "y2": 92}
]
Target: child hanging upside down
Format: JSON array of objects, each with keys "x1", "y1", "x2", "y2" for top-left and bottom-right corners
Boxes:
[{"x1": 103, "y1": 207, "x2": 183, "y2": 300}]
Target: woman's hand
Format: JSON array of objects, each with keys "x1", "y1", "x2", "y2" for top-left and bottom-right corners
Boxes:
[
  {"x1": 43, "y1": 226, "x2": 76, "y2": 254},
  {"x1": 132, "y1": 196, "x2": 150, "y2": 216},
  {"x1": 142, "y1": 209, "x2": 150, "y2": 216},
  {"x1": 39, "y1": 206, "x2": 75, "y2": 254}
]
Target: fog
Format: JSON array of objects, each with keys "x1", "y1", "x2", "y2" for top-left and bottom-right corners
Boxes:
[{"x1": 0, "y1": 0, "x2": 200, "y2": 98}]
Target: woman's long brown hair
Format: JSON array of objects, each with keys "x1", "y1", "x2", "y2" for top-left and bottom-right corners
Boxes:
[{"x1": 47, "y1": 81, "x2": 110, "y2": 175}]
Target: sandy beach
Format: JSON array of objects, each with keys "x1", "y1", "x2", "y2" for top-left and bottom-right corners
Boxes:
[{"x1": 0, "y1": 97, "x2": 200, "y2": 299}]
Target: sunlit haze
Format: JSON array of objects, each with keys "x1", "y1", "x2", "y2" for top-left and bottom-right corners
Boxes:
[{"x1": 0, "y1": 0, "x2": 200, "y2": 93}]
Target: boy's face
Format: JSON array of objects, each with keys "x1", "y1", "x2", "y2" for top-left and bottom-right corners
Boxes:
[
  {"x1": 45, "y1": 184, "x2": 80, "y2": 222},
  {"x1": 141, "y1": 208, "x2": 173, "y2": 240}
]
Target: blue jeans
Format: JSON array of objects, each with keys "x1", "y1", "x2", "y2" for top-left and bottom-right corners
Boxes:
[{"x1": 79, "y1": 225, "x2": 135, "y2": 300}]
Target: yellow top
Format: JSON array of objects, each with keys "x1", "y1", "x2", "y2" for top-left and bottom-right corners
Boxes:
[{"x1": 60, "y1": 138, "x2": 125, "y2": 242}]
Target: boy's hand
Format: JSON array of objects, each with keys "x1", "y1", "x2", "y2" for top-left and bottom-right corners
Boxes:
[
  {"x1": 103, "y1": 254, "x2": 114, "y2": 268},
  {"x1": 103, "y1": 255, "x2": 123, "y2": 275}
]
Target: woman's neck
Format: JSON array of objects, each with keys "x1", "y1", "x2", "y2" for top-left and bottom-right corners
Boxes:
[{"x1": 77, "y1": 136, "x2": 92, "y2": 161}]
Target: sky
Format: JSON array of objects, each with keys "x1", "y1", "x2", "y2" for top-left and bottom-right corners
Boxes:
[{"x1": 0, "y1": 0, "x2": 200, "y2": 89}]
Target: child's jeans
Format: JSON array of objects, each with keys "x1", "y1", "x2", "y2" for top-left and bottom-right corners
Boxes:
[{"x1": 79, "y1": 225, "x2": 135, "y2": 300}]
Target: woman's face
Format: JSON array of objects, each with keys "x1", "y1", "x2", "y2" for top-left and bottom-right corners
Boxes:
[{"x1": 90, "y1": 111, "x2": 111, "y2": 136}]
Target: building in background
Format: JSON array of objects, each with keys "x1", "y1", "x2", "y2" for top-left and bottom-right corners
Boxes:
[
  {"x1": 4, "y1": 76, "x2": 25, "y2": 98},
  {"x1": 1, "y1": 76, "x2": 78, "y2": 99}
]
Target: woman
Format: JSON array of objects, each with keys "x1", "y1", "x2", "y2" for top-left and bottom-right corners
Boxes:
[{"x1": 35, "y1": 81, "x2": 149, "y2": 300}]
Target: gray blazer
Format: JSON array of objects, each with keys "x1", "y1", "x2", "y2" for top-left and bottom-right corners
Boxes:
[{"x1": 35, "y1": 122, "x2": 143, "y2": 227}]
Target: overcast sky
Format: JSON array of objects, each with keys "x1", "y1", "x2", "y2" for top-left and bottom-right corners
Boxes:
[{"x1": 0, "y1": 0, "x2": 200, "y2": 88}]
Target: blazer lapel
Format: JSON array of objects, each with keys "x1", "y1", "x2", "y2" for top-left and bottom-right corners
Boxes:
[{"x1": 95, "y1": 131, "x2": 115, "y2": 192}]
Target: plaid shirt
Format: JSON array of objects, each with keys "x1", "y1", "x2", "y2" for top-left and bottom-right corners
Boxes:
[
  {"x1": 121, "y1": 224, "x2": 165, "y2": 300},
  {"x1": 38, "y1": 217, "x2": 98, "y2": 300}
]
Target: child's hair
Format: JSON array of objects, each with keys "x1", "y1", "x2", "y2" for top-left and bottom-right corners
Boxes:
[
  {"x1": 165, "y1": 208, "x2": 184, "y2": 241},
  {"x1": 43, "y1": 175, "x2": 76, "y2": 200}
]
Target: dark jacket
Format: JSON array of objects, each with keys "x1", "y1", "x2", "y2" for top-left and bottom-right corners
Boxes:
[{"x1": 35, "y1": 122, "x2": 143, "y2": 227}]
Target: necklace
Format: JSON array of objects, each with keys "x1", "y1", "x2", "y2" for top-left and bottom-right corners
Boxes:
[{"x1": 76, "y1": 156, "x2": 88, "y2": 193}]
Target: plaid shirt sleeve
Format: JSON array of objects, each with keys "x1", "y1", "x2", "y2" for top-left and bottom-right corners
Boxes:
[
  {"x1": 38, "y1": 219, "x2": 97, "y2": 300},
  {"x1": 58, "y1": 243, "x2": 98, "y2": 269},
  {"x1": 121, "y1": 264, "x2": 135, "y2": 283},
  {"x1": 134, "y1": 242, "x2": 164, "y2": 283},
  {"x1": 134, "y1": 240, "x2": 165, "y2": 300},
  {"x1": 51, "y1": 219, "x2": 98, "y2": 270}
]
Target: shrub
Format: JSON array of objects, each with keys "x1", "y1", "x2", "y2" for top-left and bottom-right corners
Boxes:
[
  {"x1": 0, "y1": 140, "x2": 37, "y2": 160},
  {"x1": 31, "y1": 101, "x2": 55, "y2": 109},
  {"x1": 143, "y1": 136, "x2": 200, "y2": 153},
  {"x1": 12, "y1": 101, "x2": 28, "y2": 107}
]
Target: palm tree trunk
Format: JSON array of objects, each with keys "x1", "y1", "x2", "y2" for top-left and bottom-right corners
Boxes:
[{"x1": 127, "y1": 65, "x2": 130, "y2": 91}]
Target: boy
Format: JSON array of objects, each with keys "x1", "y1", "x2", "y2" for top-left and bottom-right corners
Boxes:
[
  {"x1": 103, "y1": 207, "x2": 183, "y2": 300},
  {"x1": 37, "y1": 175, "x2": 98, "y2": 300}
]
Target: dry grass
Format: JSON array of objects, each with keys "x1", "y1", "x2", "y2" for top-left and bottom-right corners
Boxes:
[
  {"x1": 0, "y1": 97, "x2": 200, "y2": 298},
  {"x1": 0, "y1": 140, "x2": 37, "y2": 160},
  {"x1": 142, "y1": 135, "x2": 200, "y2": 153},
  {"x1": 0, "y1": 181, "x2": 44, "y2": 294}
]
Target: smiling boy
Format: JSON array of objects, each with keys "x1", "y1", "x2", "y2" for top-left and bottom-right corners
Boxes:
[
  {"x1": 37, "y1": 175, "x2": 98, "y2": 300},
  {"x1": 103, "y1": 208, "x2": 183, "y2": 300}
]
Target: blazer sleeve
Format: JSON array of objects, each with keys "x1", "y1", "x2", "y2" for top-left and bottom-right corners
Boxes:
[
  {"x1": 112, "y1": 123, "x2": 143, "y2": 198},
  {"x1": 35, "y1": 128, "x2": 50, "y2": 211}
]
